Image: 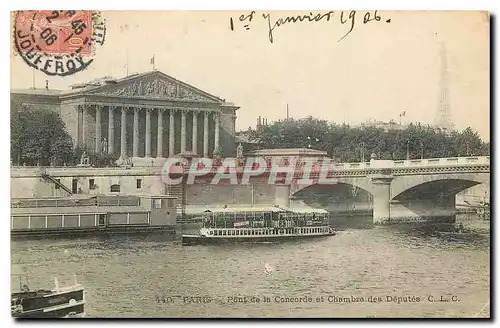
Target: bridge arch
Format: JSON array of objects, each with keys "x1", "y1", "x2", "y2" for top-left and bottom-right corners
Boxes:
[
  {"x1": 390, "y1": 173, "x2": 489, "y2": 200},
  {"x1": 290, "y1": 181, "x2": 374, "y2": 212},
  {"x1": 291, "y1": 177, "x2": 374, "y2": 197}
]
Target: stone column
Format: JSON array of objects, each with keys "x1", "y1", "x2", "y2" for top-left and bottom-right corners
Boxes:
[
  {"x1": 169, "y1": 109, "x2": 175, "y2": 157},
  {"x1": 108, "y1": 106, "x2": 115, "y2": 154},
  {"x1": 157, "y1": 108, "x2": 164, "y2": 158},
  {"x1": 213, "y1": 111, "x2": 220, "y2": 154},
  {"x1": 81, "y1": 105, "x2": 88, "y2": 148},
  {"x1": 192, "y1": 110, "x2": 198, "y2": 154},
  {"x1": 120, "y1": 107, "x2": 128, "y2": 157},
  {"x1": 145, "y1": 108, "x2": 152, "y2": 157},
  {"x1": 181, "y1": 110, "x2": 187, "y2": 153},
  {"x1": 77, "y1": 105, "x2": 83, "y2": 147},
  {"x1": 203, "y1": 111, "x2": 209, "y2": 157},
  {"x1": 371, "y1": 176, "x2": 393, "y2": 224},
  {"x1": 133, "y1": 107, "x2": 139, "y2": 157},
  {"x1": 95, "y1": 105, "x2": 102, "y2": 154}
]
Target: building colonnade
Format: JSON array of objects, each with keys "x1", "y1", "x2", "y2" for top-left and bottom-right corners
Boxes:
[{"x1": 78, "y1": 104, "x2": 221, "y2": 158}]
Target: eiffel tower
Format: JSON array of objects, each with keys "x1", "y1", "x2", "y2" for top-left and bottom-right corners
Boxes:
[{"x1": 434, "y1": 42, "x2": 455, "y2": 133}]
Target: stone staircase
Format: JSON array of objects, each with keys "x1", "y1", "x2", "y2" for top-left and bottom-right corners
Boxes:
[
  {"x1": 40, "y1": 172, "x2": 73, "y2": 195},
  {"x1": 165, "y1": 184, "x2": 184, "y2": 216}
]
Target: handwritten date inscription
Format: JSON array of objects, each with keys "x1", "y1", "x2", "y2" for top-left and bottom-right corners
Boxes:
[{"x1": 229, "y1": 10, "x2": 391, "y2": 43}]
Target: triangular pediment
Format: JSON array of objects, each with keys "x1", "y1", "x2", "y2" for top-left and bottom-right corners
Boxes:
[{"x1": 84, "y1": 71, "x2": 223, "y2": 103}]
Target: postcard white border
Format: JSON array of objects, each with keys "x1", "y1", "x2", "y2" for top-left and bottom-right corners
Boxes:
[{"x1": 1, "y1": 0, "x2": 497, "y2": 327}]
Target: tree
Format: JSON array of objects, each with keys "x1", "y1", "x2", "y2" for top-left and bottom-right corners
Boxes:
[
  {"x1": 249, "y1": 117, "x2": 489, "y2": 161},
  {"x1": 453, "y1": 127, "x2": 487, "y2": 156},
  {"x1": 11, "y1": 105, "x2": 75, "y2": 166}
]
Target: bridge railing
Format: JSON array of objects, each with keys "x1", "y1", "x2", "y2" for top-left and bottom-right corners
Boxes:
[
  {"x1": 388, "y1": 156, "x2": 489, "y2": 168},
  {"x1": 10, "y1": 156, "x2": 489, "y2": 177}
]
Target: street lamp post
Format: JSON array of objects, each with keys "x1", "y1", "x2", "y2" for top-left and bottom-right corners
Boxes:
[{"x1": 406, "y1": 140, "x2": 410, "y2": 160}]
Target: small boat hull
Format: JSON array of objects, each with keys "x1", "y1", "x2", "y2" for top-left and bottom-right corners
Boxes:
[
  {"x1": 12, "y1": 286, "x2": 85, "y2": 318},
  {"x1": 182, "y1": 232, "x2": 335, "y2": 246},
  {"x1": 13, "y1": 302, "x2": 85, "y2": 318}
]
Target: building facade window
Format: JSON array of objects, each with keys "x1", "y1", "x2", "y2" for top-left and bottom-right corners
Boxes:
[
  {"x1": 89, "y1": 179, "x2": 95, "y2": 189},
  {"x1": 110, "y1": 184, "x2": 120, "y2": 193},
  {"x1": 136, "y1": 179, "x2": 142, "y2": 189}
]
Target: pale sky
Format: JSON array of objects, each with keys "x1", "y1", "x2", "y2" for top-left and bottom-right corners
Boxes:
[{"x1": 11, "y1": 11, "x2": 490, "y2": 140}]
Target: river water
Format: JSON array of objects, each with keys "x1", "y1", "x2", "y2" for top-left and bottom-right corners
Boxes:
[{"x1": 11, "y1": 213, "x2": 490, "y2": 318}]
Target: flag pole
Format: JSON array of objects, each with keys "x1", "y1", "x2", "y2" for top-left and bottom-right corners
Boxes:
[
  {"x1": 125, "y1": 48, "x2": 129, "y2": 76},
  {"x1": 121, "y1": 24, "x2": 130, "y2": 76}
]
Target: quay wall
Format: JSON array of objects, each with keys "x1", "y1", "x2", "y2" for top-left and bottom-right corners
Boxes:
[
  {"x1": 10, "y1": 167, "x2": 278, "y2": 207},
  {"x1": 185, "y1": 180, "x2": 276, "y2": 206}
]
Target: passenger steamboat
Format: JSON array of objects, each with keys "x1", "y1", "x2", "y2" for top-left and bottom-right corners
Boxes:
[
  {"x1": 11, "y1": 269, "x2": 85, "y2": 318},
  {"x1": 181, "y1": 207, "x2": 335, "y2": 246}
]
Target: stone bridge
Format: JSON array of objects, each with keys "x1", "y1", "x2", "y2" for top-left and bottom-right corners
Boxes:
[
  {"x1": 10, "y1": 155, "x2": 490, "y2": 224},
  {"x1": 168, "y1": 155, "x2": 489, "y2": 223},
  {"x1": 282, "y1": 156, "x2": 490, "y2": 223}
]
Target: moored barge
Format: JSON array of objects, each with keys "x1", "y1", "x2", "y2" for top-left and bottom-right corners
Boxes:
[{"x1": 10, "y1": 194, "x2": 177, "y2": 238}]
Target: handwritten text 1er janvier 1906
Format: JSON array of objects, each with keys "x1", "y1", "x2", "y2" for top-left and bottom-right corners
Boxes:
[{"x1": 229, "y1": 10, "x2": 391, "y2": 44}]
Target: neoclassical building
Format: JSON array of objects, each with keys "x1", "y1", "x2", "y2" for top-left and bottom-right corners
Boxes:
[{"x1": 11, "y1": 70, "x2": 239, "y2": 162}]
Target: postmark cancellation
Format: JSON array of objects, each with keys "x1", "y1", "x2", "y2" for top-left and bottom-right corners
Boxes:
[{"x1": 13, "y1": 10, "x2": 106, "y2": 76}]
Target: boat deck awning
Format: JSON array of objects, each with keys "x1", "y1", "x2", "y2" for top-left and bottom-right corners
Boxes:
[
  {"x1": 186, "y1": 205, "x2": 286, "y2": 214},
  {"x1": 288, "y1": 208, "x2": 328, "y2": 214},
  {"x1": 184, "y1": 205, "x2": 328, "y2": 215}
]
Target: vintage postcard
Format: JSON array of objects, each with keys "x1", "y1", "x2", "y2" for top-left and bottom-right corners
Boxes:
[{"x1": 10, "y1": 10, "x2": 490, "y2": 318}]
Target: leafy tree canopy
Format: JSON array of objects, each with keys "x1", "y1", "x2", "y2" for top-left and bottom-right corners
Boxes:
[
  {"x1": 11, "y1": 105, "x2": 74, "y2": 166},
  {"x1": 248, "y1": 117, "x2": 489, "y2": 162}
]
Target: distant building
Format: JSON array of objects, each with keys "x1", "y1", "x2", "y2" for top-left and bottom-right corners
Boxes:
[
  {"x1": 356, "y1": 119, "x2": 407, "y2": 132},
  {"x1": 245, "y1": 148, "x2": 328, "y2": 159},
  {"x1": 234, "y1": 130, "x2": 261, "y2": 152},
  {"x1": 11, "y1": 70, "x2": 239, "y2": 160},
  {"x1": 256, "y1": 116, "x2": 269, "y2": 130}
]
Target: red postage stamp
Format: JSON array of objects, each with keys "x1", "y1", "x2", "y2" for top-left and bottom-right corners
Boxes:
[
  {"x1": 13, "y1": 10, "x2": 106, "y2": 76},
  {"x1": 15, "y1": 10, "x2": 93, "y2": 55}
]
